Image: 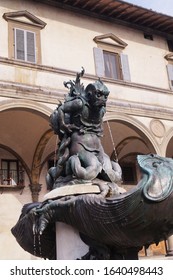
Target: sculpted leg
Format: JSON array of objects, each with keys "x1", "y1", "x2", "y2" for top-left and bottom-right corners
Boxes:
[
  {"x1": 68, "y1": 151, "x2": 102, "y2": 180},
  {"x1": 100, "y1": 153, "x2": 122, "y2": 183},
  {"x1": 111, "y1": 160, "x2": 122, "y2": 182}
]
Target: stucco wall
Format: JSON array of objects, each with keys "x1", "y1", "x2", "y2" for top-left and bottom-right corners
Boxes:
[{"x1": 0, "y1": 0, "x2": 170, "y2": 90}]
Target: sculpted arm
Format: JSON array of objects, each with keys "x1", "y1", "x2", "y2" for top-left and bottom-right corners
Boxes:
[{"x1": 58, "y1": 98, "x2": 83, "y2": 133}]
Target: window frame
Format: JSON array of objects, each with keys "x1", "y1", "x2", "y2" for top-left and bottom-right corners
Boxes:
[
  {"x1": 164, "y1": 53, "x2": 173, "y2": 90},
  {"x1": 8, "y1": 21, "x2": 41, "y2": 64},
  {"x1": 166, "y1": 63, "x2": 173, "y2": 90},
  {"x1": 93, "y1": 34, "x2": 130, "y2": 81},
  {"x1": 103, "y1": 50, "x2": 122, "y2": 80},
  {"x1": 1, "y1": 159, "x2": 19, "y2": 185},
  {"x1": 14, "y1": 27, "x2": 36, "y2": 63},
  {"x1": 3, "y1": 11, "x2": 46, "y2": 64}
]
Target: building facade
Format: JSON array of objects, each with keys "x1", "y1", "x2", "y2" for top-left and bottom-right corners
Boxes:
[{"x1": 1, "y1": 0, "x2": 173, "y2": 259}]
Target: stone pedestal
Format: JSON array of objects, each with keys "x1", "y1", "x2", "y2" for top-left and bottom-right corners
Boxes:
[
  {"x1": 56, "y1": 222, "x2": 89, "y2": 259},
  {"x1": 166, "y1": 235, "x2": 173, "y2": 256},
  {"x1": 44, "y1": 183, "x2": 100, "y2": 260}
]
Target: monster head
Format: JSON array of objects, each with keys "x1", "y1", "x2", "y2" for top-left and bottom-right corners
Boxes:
[{"x1": 85, "y1": 79, "x2": 110, "y2": 107}]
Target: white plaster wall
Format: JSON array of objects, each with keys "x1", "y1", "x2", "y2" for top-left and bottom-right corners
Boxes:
[
  {"x1": 0, "y1": 4, "x2": 8, "y2": 58},
  {"x1": 0, "y1": 0, "x2": 170, "y2": 90},
  {"x1": 0, "y1": 193, "x2": 33, "y2": 259}
]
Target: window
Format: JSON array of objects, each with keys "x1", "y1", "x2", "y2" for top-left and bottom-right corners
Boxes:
[
  {"x1": 0, "y1": 159, "x2": 24, "y2": 186},
  {"x1": 103, "y1": 51, "x2": 122, "y2": 79},
  {"x1": 1, "y1": 160, "x2": 19, "y2": 185},
  {"x1": 93, "y1": 33, "x2": 131, "y2": 81},
  {"x1": 14, "y1": 28, "x2": 36, "y2": 63},
  {"x1": 3, "y1": 10, "x2": 46, "y2": 64},
  {"x1": 167, "y1": 64, "x2": 173, "y2": 89},
  {"x1": 165, "y1": 54, "x2": 173, "y2": 90}
]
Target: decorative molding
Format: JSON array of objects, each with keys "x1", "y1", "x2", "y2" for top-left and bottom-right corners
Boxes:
[
  {"x1": 0, "y1": 57, "x2": 173, "y2": 120},
  {"x1": 0, "y1": 56, "x2": 171, "y2": 95},
  {"x1": 93, "y1": 33, "x2": 128, "y2": 49},
  {"x1": 0, "y1": 80, "x2": 62, "y2": 105},
  {"x1": 150, "y1": 119, "x2": 165, "y2": 138},
  {"x1": 3, "y1": 10, "x2": 46, "y2": 29},
  {"x1": 1, "y1": 78, "x2": 173, "y2": 122},
  {"x1": 106, "y1": 101, "x2": 173, "y2": 122}
]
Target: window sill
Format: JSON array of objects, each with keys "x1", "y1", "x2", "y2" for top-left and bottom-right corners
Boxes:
[{"x1": 0, "y1": 185, "x2": 25, "y2": 194}]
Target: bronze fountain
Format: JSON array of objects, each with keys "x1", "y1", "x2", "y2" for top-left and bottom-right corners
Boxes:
[{"x1": 12, "y1": 69, "x2": 173, "y2": 259}]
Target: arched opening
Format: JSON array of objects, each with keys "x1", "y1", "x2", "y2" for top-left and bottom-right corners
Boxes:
[
  {"x1": 0, "y1": 106, "x2": 52, "y2": 195},
  {"x1": 166, "y1": 136, "x2": 173, "y2": 158},
  {"x1": 102, "y1": 119, "x2": 157, "y2": 190}
]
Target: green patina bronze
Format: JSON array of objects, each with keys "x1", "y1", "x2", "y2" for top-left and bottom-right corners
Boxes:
[{"x1": 11, "y1": 70, "x2": 173, "y2": 260}]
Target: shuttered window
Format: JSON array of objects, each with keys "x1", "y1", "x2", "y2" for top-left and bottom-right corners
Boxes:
[
  {"x1": 14, "y1": 28, "x2": 36, "y2": 63},
  {"x1": 167, "y1": 64, "x2": 173, "y2": 90},
  {"x1": 103, "y1": 51, "x2": 121, "y2": 79},
  {"x1": 93, "y1": 47, "x2": 131, "y2": 81}
]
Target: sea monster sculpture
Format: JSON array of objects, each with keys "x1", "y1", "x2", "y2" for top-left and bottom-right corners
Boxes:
[
  {"x1": 46, "y1": 67, "x2": 122, "y2": 190},
  {"x1": 12, "y1": 69, "x2": 173, "y2": 260}
]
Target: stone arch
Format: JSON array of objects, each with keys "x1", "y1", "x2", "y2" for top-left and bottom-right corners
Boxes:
[
  {"x1": 0, "y1": 99, "x2": 55, "y2": 201},
  {"x1": 116, "y1": 136, "x2": 147, "y2": 157},
  {"x1": 104, "y1": 112, "x2": 161, "y2": 155},
  {"x1": 31, "y1": 129, "x2": 54, "y2": 184},
  {"x1": 0, "y1": 99, "x2": 54, "y2": 177},
  {"x1": 0, "y1": 98, "x2": 52, "y2": 117}
]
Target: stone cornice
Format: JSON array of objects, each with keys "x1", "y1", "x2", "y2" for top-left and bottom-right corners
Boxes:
[
  {"x1": 0, "y1": 56, "x2": 172, "y2": 95},
  {"x1": 3, "y1": 10, "x2": 46, "y2": 29},
  {"x1": 1, "y1": 57, "x2": 173, "y2": 120},
  {"x1": 107, "y1": 99, "x2": 173, "y2": 121},
  {"x1": 1, "y1": 79, "x2": 173, "y2": 121},
  {"x1": 0, "y1": 80, "x2": 63, "y2": 104}
]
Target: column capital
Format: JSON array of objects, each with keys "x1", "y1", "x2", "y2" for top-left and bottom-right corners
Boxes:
[{"x1": 29, "y1": 183, "x2": 42, "y2": 202}]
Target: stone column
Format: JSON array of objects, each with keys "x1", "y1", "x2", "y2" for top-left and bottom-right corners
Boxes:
[
  {"x1": 29, "y1": 183, "x2": 42, "y2": 202},
  {"x1": 166, "y1": 235, "x2": 173, "y2": 256}
]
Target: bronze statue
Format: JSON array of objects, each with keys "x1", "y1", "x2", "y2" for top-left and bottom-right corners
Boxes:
[
  {"x1": 46, "y1": 68, "x2": 122, "y2": 190},
  {"x1": 11, "y1": 70, "x2": 173, "y2": 260}
]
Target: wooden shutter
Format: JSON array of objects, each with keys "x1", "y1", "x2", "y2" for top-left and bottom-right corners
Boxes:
[
  {"x1": 26, "y1": 31, "x2": 36, "y2": 63},
  {"x1": 15, "y1": 29, "x2": 25, "y2": 60},
  {"x1": 14, "y1": 28, "x2": 36, "y2": 63},
  {"x1": 120, "y1": 53, "x2": 131, "y2": 81},
  {"x1": 167, "y1": 64, "x2": 173, "y2": 90},
  {"x1": 93, "y1": 47, "x2": 105, "y2": 77}
]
